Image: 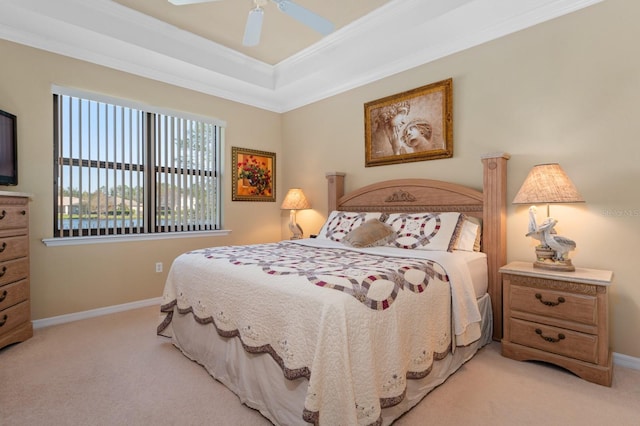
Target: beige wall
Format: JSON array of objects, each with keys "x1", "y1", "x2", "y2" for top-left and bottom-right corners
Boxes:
[
  {"x1": 1, "y1": 0, "x2": 638, "y2": 358},
  {"x1": 0, "y1": 40, "x2": 284, "y2": 319},
  {"x1": 281, "y1": 0, "x2": 640, "y2": 358}
]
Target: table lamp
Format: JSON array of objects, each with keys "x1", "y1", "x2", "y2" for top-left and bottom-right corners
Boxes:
[
  {"x1": 281, "y1": 188, "x2": 311, "y2": 239},
  {"x1": 513, "y1": 163, "x2": 584, "y2": 271}
]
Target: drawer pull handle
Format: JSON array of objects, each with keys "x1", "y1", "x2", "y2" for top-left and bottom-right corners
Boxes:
[
  {"x1": 535, "y1": 328, "x2": 565, "y2": 343},
  {"x1": 0, "y1": 242, "x2": 6, "y2": 252},
  {"x1": 0, "y1": 210, "x2": 5, "y2": 220},
  {"x1": 535, "y1": 293, "x2": 565, "y2": 307},
  {"x1": 20, "y1": 210, "x2": 26, "y2": 215},
  {"x1": 0, "y1": 266, "x2": 6, "y2": 277},
  {"x1": 0, "y1": 290, "x2": 6, "y2": 302},
  {"x1": 0, "y1": 314, "x2": 7, "y2": 327}
]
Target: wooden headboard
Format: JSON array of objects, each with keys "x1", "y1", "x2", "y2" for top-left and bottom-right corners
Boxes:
[{"x1": 325, "y1": 153, "x2": 510, "y2": 341}]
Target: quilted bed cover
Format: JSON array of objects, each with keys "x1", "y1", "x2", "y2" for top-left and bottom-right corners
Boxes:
[{"x1": 158, "y1": 239, "x2": 483, "y2": 426}]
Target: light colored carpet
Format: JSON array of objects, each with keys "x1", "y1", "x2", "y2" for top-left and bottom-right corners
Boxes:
[{"x1": 1, "y1": 305, "x2": 639, "y2": 425}]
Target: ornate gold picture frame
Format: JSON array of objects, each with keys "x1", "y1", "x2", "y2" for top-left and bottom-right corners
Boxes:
[
  {"x1": 364, "y1": 78, "x2": 453, "y2": 167},
  {"x1": 232, "y1": 147, "x2": 276, "y2": 202}
]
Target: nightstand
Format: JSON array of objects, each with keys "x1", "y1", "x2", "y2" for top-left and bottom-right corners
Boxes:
[{"x1": 500, "y1": 261, "x2": 613, "y2": 386}]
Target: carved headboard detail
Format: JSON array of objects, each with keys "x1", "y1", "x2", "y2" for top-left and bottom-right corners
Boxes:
[{"x1": 385, "y1": 190, "x2": 417, "y2": 203}]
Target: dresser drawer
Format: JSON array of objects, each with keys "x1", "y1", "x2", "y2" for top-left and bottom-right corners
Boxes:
[
  {"x1": 0, "y1": 257, "x2": 29, "y2": 286},
  {"x1": 0, "y1": 300, "x2": 30, "y2": 336},
  {"x1": 510, "y1": 284, "x2": 597, "y2": 326},
  {"x1": 0, "y1": 203, "x2": 28, "y2": 231},
  {"x1": 509, "y1": 318, "x2": 598, "y2": 364},
  {"x1": 0, "y1": 235, "x2": 29, "y2": 262},
  {"x1": 0, "y1": 279, "x2": 29, "y2": 311}
]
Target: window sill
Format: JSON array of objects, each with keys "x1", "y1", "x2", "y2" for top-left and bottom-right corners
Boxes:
[{"x1": 42, "y1": 229, "x2": 232, "y2": 247}]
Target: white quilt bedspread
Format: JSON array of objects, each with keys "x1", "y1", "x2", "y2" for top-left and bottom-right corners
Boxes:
[{"x1": 158, "y1": 239, "x2": 483, "y2": 426}]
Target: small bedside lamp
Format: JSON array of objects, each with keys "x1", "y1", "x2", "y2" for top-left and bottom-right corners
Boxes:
[
  {"x1": 513, "y1": 163, "x2": 584, "y2": 271},
  {"x1": 281, "y1": 188, "x2": 311, "y2": 239}
]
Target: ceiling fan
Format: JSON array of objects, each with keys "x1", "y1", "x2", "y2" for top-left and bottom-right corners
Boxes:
[{"x1": 168, "y1": 0, "x2": 335, "y2": 47}]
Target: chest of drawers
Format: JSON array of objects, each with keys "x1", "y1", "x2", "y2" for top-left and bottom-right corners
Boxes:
[
  {"x1": 0, "y1": 193, "x2": 32, "y2": 349},
  {"x1": 500, "y1": 261, "x2": 613, "y2": 386}
]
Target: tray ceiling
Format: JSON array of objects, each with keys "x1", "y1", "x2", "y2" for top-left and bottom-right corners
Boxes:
[{"x1": 0, "y1": 0, "x2": 602, "y2": 112}]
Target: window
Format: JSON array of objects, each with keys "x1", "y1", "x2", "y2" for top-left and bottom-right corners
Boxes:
[{"x1": 53, "y1": 88, "x2": 223, "y2": 239}]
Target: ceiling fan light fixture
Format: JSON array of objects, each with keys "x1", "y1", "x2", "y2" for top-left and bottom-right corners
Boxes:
[{"x1": 170, "y1": 0, "x2": 335, "y2": 46}]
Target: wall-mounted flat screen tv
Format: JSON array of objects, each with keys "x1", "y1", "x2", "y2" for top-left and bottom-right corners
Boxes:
[{"x1": 0, "y1": 109, "x2": 17, "y2": 186}]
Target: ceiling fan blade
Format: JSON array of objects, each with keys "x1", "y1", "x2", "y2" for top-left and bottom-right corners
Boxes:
[
  {"x1": 273, "y1": 0, "x2": 335, "y2": 36},
  {"x1": 168, "y1": 0, "x2": 221, "y2": 5},
  {"x1": 243, "y1": 7, "x2": 265, "y2": 47}
]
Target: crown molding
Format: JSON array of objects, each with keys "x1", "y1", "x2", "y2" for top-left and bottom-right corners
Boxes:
[{"x1": 0, "y1": 0, "x2": 603, "y2": 113}]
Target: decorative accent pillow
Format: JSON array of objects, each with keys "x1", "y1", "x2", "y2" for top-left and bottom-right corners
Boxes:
[
  {"x1": 384, "y1": 212, "x2": 462, "y2": 251},
  {"x1": 449, "y1": 214, "x2": 482, "y2": 252},
  {"x1": 342, "y1": 219, "x2": 397, "y2": 248},
  {"x1": 317, "y1": 211, "x2": 384, "y2": 242}
]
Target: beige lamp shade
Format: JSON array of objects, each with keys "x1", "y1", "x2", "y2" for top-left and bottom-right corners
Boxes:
[
  {"x1": 281, "y1": 188, "x2": 311, "y2": 210},
  {"x1": 513, "y1": 163, "x2": 584, "y2": 205},
  {"x1": 281, "y1": 188, "x2": 311, "y2": 240}
]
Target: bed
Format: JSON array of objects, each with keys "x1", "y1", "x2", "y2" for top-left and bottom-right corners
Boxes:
[{"x1": 158, "y1": 153, "x2": 510, "y2": 425}]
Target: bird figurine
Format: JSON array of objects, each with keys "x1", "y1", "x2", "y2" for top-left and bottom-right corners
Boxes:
[
  {"x1": 538, "y1": 217, "x2": 577, "y2": 262},
  {"x1": 525, "y1": 206, "x2": 545, "y2": 246},
  {"x1": 288, "y1": 220, "x2": 304, "y2": 240}
]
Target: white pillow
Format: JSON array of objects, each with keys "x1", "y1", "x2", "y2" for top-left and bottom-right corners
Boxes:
[
  {"x1": 450, "y1": 215, "x2": 482, "y2": 252},
  {"x1": 317, "y1": 211, "x2": 385, "y2": 242},
  {"x1": 384, "y1": 212, "x2": 461, "y2": 251}
]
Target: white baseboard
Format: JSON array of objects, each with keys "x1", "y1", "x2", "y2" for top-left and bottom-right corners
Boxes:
[
  {"x1": 32, "y1": 297, "x2": 163, "y2": 329},
  {"x1": 613, "y1": 352, "x2": 640, "y2": 371},
  {"x1": 31, "y1": 298, "x2": 640, "y2": 372}
]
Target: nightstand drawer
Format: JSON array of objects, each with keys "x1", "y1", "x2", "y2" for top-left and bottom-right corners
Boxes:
[
  {"x1": 0, "y1": 235, "x2": 29, "y2": 262},
  {"x1": 0, "y1": 300, "x2": 30, "y2": 336},
  {"x1": 510, "y1": 284, "x2": 597, "y2": 326},
  {"x1": 0, "y1": 257, "x2": 29, "y2": 286},
  {"x1": 0, "y1": 279, "x2": 29, "y2": 311},
  {"x1": 509, "y1": 318, "x2": 598, "y2": 364}
]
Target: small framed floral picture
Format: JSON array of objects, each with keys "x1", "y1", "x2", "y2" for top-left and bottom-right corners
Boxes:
[{"x1": 232, "y1": 146, "x2": 276, "y2": 202}]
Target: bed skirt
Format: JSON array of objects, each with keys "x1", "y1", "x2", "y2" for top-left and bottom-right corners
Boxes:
[{"x1": 164, "y1": 293, "x2": 493, "y2": 425}]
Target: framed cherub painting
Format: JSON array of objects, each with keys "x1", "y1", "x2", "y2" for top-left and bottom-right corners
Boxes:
[{"x1": 364, "y1": 78, "x2": 453, "y2": 167}]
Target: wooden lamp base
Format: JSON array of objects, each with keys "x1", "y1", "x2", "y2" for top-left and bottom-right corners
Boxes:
[{"x1": 533, "y1": 246, "x2": 575, "y2": 272}]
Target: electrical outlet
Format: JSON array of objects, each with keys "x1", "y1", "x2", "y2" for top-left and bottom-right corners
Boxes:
[{"x1": 155, "y1": 262, "x2": 163, "y2": 273}]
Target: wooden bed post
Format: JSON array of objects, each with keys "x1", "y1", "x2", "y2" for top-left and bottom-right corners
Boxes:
[
  {"x1": 481, "y1": 153, "x2": 510, "y2": 341},
  {"x1": 326, "y1": 172, "x2": 346, "y2": 212}
]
